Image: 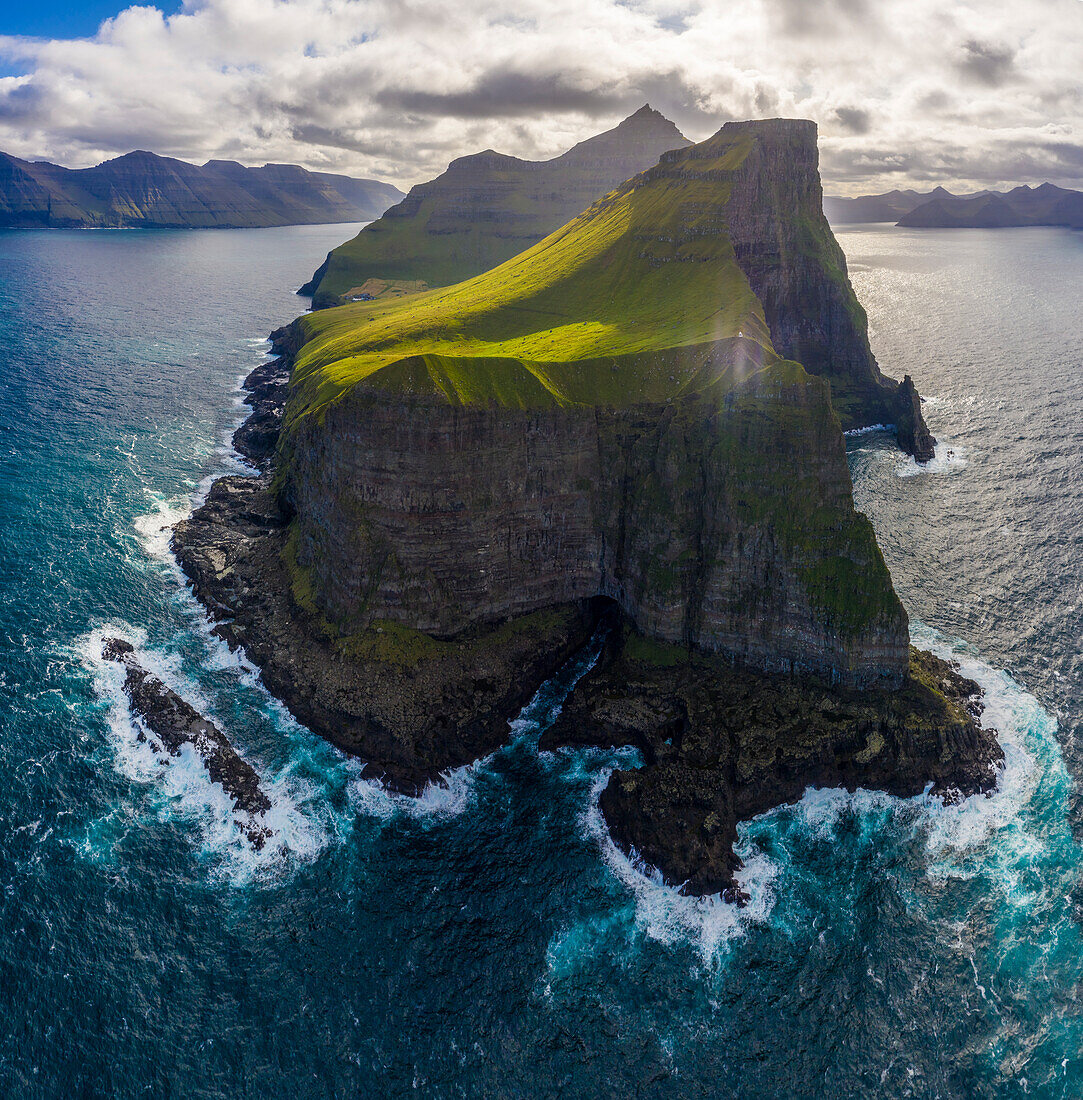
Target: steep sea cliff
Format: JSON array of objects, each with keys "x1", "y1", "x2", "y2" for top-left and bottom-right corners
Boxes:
[{"x1": 174, "y1": 119, "x2": 990, "y2": 894}]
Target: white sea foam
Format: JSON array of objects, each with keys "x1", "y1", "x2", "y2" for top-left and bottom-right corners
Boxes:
[
  {"x1": 577, "y1": 620, "x2": 1068, "y2": 960},
  {"x1": 577, "y1": 756, "x2": 778, "y2": 962},
  {"x1": 73, "y1": 625, "x2": 337, "y2": 883},
  {"x1": 896, "y1": 440, "x2": 968, "y2": 477},
  {"x1": 844, "y1": 422, "x2": 895, "y2": 438},
  {"x1": 755, "y1": 622, "x2": 1066, "y2": 909},
  {"x1": 905, "y1": 623, "x2": 1068, "y2": 904},
  {"x1": 132, "y1": 492, "x2": 193, "y2": 563}
]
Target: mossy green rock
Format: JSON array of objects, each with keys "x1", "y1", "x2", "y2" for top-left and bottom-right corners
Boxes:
[
  {"x1": 171, "y1": 118, "x2": 982, "y2": 896},
  {"x1": 278, "y1": 118, "x2": 914, "y2": 688}
]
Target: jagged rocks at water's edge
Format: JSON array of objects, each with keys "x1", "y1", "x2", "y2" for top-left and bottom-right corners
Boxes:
[
  {"x1": 542, "y1": 632, "x2": 1002, "y2": 898},
  {"x1": 102, "y1": 638, "x2": 272, "y2": 848},
  {"x1": 173, "y1": 474, "x2": 597, "y2": 792}
]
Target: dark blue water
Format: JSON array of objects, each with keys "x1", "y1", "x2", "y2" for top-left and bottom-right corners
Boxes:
[{"x1": 1, "y1": 223, "x2": 1081, "y2": 1098}]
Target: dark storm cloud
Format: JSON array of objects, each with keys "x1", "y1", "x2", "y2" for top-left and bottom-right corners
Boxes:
[
  {"x1": 834, "y1": 107, "x2": 870, "y2": 134},
  {"x1": 0, "y1": 0, "x2": 1079, "y2": 193},
  {"x1": 767, "y1": 0, "x2": 873, "y2": 37},
  {"x1": 375, "y1": 69, "x2": 626, "y2": 120},
  {"x1": 956, "y1": 39, "x2": 1016, "y2": 87}
]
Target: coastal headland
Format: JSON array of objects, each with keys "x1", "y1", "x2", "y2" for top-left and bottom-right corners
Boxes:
[{"x1": 174, "y1": 118, "x2": 1002, "y2": 895}]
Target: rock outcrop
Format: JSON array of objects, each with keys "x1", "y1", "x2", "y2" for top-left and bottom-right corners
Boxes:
[
  {"x1": 300, "y1": 105, "x2": 691, "y2": 306},
  {"x1": 711, "y1": 119, "x2": 935, "y2": 455},
  {"x1": 0, "y1": 150, "x2": 403, "y2": 229},
  {"x1": 543, "y1": 633, "x2": 1002, "y2": 896},
  {"x1": 173, "y1": 117, "x2": 994, "y2": 895},
  {"x1": 102, "y1": 638, "x2": 272, "y2": 846}
]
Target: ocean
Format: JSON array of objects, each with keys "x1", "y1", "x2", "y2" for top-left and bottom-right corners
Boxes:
[{"x1": 0, "y1": 220, "x2": 1081, "y2": 1098}]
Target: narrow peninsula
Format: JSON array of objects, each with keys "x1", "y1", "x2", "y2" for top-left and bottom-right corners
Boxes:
[
  {"x1": 300, "y1": 105, "x2": 691, "y2": 307},
  {"x1": 175, "y1": 118, "x2": 1000, "y2": 896}
]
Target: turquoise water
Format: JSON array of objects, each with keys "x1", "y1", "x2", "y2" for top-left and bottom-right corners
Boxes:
[{"x1": 1, "y1": 223, "x2": 1081, "y2": 1097}]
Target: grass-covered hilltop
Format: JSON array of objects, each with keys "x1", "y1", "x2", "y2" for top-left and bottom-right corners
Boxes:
[
  {"x1": 175, "y1": 117, "x2": 1000, "y2": 898},
  {"x1": 299, "y1": 104, "x2": 690, "y2": 307},
  {"x1": 291, "y1": 118, "x2": 934, "y2": 452}
]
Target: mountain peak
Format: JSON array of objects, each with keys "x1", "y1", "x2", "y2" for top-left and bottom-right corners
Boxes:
[{"x1": 615, "y1": 102, "x2": 680, "y2": 133}]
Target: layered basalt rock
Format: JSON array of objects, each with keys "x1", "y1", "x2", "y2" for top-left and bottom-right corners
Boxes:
[
  {"x1": 173, "y1": 475, "x2": 596, "y2": 792},
  {"x1": 702, "y1": 119, "x2": 935, "y2": 458},
  {"x1": 281, "y1": 359, "x2": 909, "y2": 689}
]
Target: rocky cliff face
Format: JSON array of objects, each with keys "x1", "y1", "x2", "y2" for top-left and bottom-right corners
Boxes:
[
  {"x1": 0, "y1": 150, "x2": 402, "y2": 229},
  {"x1": 301, "y1": 105, "x2": 690, "y2": 306},
  {"x1": 283, "y1": 358, "x2": 907, "y2": 689},
  {"x1": 700, "y1": 120, "x2": 934, "y2": 452}
]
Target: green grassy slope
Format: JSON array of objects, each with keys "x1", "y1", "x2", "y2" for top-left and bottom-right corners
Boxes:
[
  {"x1": 284, "y1": 130, "x2": 791, "y2": 429},
  {"x1": 304, "y1": 105, "x2": 690, "y2": 307}
]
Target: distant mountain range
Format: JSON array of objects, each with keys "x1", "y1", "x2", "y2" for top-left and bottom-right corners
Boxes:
[
  {"x1": 0, "y1": 150, "x2": 404, "y2": 229},
  {"x1": 301, "y1": 104, "x2": 691, "y2": 307},
  {"x1": 825, "y1": 183, "x2": 1083, "y2": 229}
]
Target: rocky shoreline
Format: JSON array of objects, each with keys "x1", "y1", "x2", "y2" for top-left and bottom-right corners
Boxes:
[
  {"x1": 169, "y1": 341, "x2": 1002, "y2": 894},
  {"x1": 542, "y1": 630, "x2": 1002, "y2": 898},
  {"x1": 174, "y1": 471, "x2": 597, "y2": 792},
  {"x1": 176, "y1": 341, "x2": 598, "y2": 789}
]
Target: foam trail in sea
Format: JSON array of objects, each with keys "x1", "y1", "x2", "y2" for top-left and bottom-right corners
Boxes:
[
  {"x1": 542, "y1": 746, "x2": 774, "y2": 977},
  {"x1": 844, "y1": 422, "x2": 894, "y2": 438},
  {"x1": 896, "y1": 440, "x2": 968, "y2": 477},
  {"x1": 72, "y1": 625, "x2": 340, "y2": 884}
]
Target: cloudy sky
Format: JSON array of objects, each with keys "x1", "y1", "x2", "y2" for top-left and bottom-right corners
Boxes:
[{"x1": 0, "y1": 0, "x2": 1080, "y2": 195}]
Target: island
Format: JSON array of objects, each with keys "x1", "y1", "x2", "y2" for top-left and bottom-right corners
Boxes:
[
  {"x1": 0, "y1": 149, "x2": 403, "y2": 229},
  {"x1": 825, "y1": 183, "x2": 1083, "y2": 229},
  {"x1": 174, "y1": 117, "x2": 1002, "y2": 897}
]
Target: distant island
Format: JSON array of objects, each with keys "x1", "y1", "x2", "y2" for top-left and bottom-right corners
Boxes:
[
  {"x1": 825, "y1": 183, "x2": 1083, "y2": 228},
  {"x1": 300, "y1": 104, "x2": 691, "y2": 308},
  {"x1": 0, "y1": 150, "x2": 403, "y2": 229}
]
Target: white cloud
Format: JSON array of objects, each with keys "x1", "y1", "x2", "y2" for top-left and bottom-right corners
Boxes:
[{"x1": 0, "y1": 0, "x2": 1080, "y2": 194}]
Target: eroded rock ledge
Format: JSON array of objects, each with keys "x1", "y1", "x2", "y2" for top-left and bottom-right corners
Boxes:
[
  {"x1": 103, "y1": 638, "x2": 272, "y2": 847},
  {"x1": 541, "y1": 630, "x2": 1003, "y2": 897}
]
